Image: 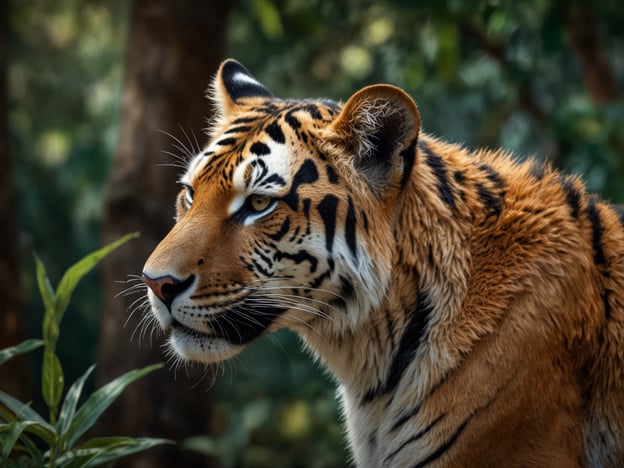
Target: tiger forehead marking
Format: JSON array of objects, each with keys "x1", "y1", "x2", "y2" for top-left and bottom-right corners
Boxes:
[{"x1": 142, "y1": 59, "x2": 624, "y2": 467}]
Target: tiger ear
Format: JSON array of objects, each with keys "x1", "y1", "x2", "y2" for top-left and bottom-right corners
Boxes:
[
  {"x1": 211, "y1": 59, "x2": 273, "y2": 116},
  {"x1": 323, "y1": 85, "x2": 420, "y2": 196}
]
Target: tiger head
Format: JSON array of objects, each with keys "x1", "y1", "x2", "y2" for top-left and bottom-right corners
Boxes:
[{"x1": 142, "y1": 59, "x2": 420, "y2": 364}]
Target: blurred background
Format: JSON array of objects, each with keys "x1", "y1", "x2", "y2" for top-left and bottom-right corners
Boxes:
[{"x1": 1, "y1": 0, "x2": 623, "y2": 466}]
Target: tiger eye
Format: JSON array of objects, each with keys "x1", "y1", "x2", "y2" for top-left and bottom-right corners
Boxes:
[{"x1": 250, "y1": 194, "x2": 271, "y2": 212}]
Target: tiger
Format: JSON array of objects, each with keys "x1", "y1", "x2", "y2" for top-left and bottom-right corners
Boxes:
[{"x1": 141, "y1": 59, "x2": 624, "y2": 467}]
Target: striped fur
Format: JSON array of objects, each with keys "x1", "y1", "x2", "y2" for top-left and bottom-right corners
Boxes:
[{"x1": 142, "y1": 60, "x2": 624, "y2": 467}]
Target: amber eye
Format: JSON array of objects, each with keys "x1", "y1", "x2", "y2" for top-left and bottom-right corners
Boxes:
[{"x1": 250, "y1": 194, "x2": 272, "y2": 212}]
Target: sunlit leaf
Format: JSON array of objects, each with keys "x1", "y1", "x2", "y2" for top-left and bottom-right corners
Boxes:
[
  {"x1": 1, "y1": 421, "x2": 47, "y2": 460},
  {"x1": 34, "y1": 254, "x2": 59, "y2": 349},
  {"x1": 57, "y1": 437, "x2": 173, "y2": 468},
  {"x1": 0, "y1": 391, "x2": 47, "y2": 426},
  {"x1": 55, "y1": 232, "x2": 139, "y2": 325},
  {"x1": 0, "y1": 339, "x2": 43, "y2": 367},
  {"x1": 56, "y1": 364, "x2": 95, "y2": 441},
  {"x1": 63, "y1": 363, "x2": 162, "y2": 448},
  {"x1": 0, "y1": 401, "x2": 56, "y2": 447}
]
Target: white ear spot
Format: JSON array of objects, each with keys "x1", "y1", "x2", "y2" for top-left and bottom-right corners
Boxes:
[{"x1": 232, "y1": 71, "x2": 263, "y2": 88}]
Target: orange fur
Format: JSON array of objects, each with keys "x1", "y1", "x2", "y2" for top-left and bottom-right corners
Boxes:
[{"x1": 142, "y1": 60, "x2": 624, "y2": 466}]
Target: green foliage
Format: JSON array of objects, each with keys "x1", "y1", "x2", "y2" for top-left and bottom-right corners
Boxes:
[{"x1": 0, "y1": 234, "x2": 170, "y2": 467}]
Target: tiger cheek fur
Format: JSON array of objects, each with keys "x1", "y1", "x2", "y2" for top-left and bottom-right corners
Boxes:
[{"x1": 142, "y1": 59, "x2": 624, "y2": 467}]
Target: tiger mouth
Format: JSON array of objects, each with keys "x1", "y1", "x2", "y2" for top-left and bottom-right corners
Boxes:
[
  {"x1": 170, "y1": 319, "x2": 216, "y2": 339},
  {"x1": 169, "y1": 302, "x2": 287, "y2": 346}
]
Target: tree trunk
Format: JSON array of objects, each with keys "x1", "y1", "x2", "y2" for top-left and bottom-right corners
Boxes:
[
  {"x1": 0, "y1": 0, "x2": 30, "y2": 401},
  {"x1": 565, "y1": 5, "x2": 621, "y2": 106},
  {"x1": 98, "y1": 2, "x2": 232, "y2": 466}
]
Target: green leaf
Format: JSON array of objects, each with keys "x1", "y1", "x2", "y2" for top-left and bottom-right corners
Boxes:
[
  {"x1": 0, "y1": 421, "x2": 50, "y2": 460},
  {"x1": 35, "y1": 253, "x2": 59, "y2": 349},
  {"x1": 34, "y1": 253, "x2": 56, "y2": 316},
  {"x1": 42, "y1": 348, "x2": 64, "y2": 422},
  {"x1": 57, "y1": 437, "x2": 173, "y2": 468},
  {"x1": 56, "y1": 364, "x2": 95, "y2": 440},
  {"x1": 0, "y1": 418, "x2": 56, "y2": 449},
  {"x1": 0, "y1": 339, "x2": 43, "y2": 366},
  {"x1": 55, "y1": 232, "x2": 139, "y2": 325},
  {"x1": 84, "y1": 437, "x2": 173, "y2": 466},
  {"x1": 0, "y1": 391, "x2": 47, "y2": 425},
  {"x1": 63, "y1": 363, "x2": 162, "y2": 448}
]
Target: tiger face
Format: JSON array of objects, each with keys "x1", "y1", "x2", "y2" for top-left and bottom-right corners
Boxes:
[{"x1": 142, "y1": 59, "x2": 420, "y2": 364}]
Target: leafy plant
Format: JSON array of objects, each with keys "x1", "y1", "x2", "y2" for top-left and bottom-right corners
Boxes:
[{"x1": 0, "y1": 233, "x2": 171, "y2": 467}]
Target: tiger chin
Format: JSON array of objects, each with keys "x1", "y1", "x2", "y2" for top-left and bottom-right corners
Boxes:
[{"x1": 142, "y1": 59, "x2": 624, "y2": 467}]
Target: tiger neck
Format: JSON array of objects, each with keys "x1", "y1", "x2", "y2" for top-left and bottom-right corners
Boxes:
[{"x1": 304, "y1": 139, "x2": 477, "y2": 403}]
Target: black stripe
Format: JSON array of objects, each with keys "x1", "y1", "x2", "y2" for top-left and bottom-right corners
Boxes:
[
  {"x1": 250, "y1": 141, "x2": 271, "y2": 156},
  {"x1": 345, "y1": 196, "x2": 358, "y2": 260},
  {"x1": 391, "y1": 403, "x2": 422, "y2": 432},
  {"x1": 385, "y1": 309, "x2": 396, "y2": 348},
  {"x1": 362, "y1": 291, "x2": 433, "y2": 404},
  {"x1": 224, "y1": 125, "x2": 251, "y2": 134},
  {"x1": 233, "y1": 116, "x2": 259, "y2": 124},
  {"x1": 285, "y1": 111, "x2": 302, "y2": 130},
  {"x1": 326, "y1": 165, "x2": 339, "y2": 184},
  {"x1": 282, "y1": 159, "x2": 319, "y2": 210},
  {"x1": 476, "y1": 162, "x2": 504, "y2": 187},
  {"x1": 260, "y1": 173, "x2": 287, "y2": 188},
  {"x1": 317, "y1": 195, "x2": 339, "y2": 253},
  {"x1": 384, "y1": 414, "x2": 445, "y2": 464},
  {"x1": 399, "y1": 139, "x2": 417, "y2": 190},
  {"x1": 604, "y1": 290, "x2": 612, "y2": 320},
  {"x1": 559, "y1": 175, "x2": 581, "y2": 219},
  {"x1": 268, "y1": 217, "x2": 291, "y2": 241},
  {"x1": 265, "y1": 121, "x2": 285, "y2": 144},
  {"x1": 476, "y1": 183, "x2": 503, "y2": 218},
  {"x1": 303, "y1": 104, "x2": 323, "y2": 120},
  {"x1": 412, "y1": 417, "x2": 470, "y2": 468},
  {"x1": 274, "y1": 250, "x2": 318, "y2": 273},
  {"x1": 362, "y1": 211, "x2": 369, "y2": 233},
  {"x1": 339, "y1": 275, "x2": 355, "y2": 300},
  {"x1": 216, "y1": 137, "x2": 237, "y2": 146},
  {"x1": 586, "y1": 196, "x2": 607, "y2": 267},
  {"x1": 250, "y1": 256, "x2": 272, "y2": 277},
  {"x1": 419, "y1": 141, "x2": 456, "y2": 212}
]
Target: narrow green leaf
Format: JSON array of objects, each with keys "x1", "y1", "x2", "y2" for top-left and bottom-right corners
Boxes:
[
  {"x1": 63, "y1": 363, "x2": 162, "y2": 448},
  {"x1": 84, "y1": 437, "x2": 173, "y2": 466},
  {"x1": 56, "y1": 364, "x2": 95, "y2": 439},
  {"x1": 0, "y1": 339, "x2": 43, "y2": 366},
  {"x1": 42, "y1": 348, "x2": 64, "y2": 422},
  {"x1": 55, "y1": 233, "x2": 139, "y2": 324},
  {"x1": 56, "y1": 437, "x2": 173, "y2": 467},
  {"x1": 0, "y1": 421, "x2": 47, "y2": 460},
  {"x1": 0, "y1": 425, "x2": 43, "y2": 465},
  {"x1": 34, "y1": 253, "x2": 56, "y2": 316},
  {"x1": 0, "y1": 391, "x2": 47, "y2": 425},
  {"x1": 35, "y1": 253, "x2": 59, "y2": 350},
  {"x1": 0, "y1": 418, "x2": 56, "y2": 448}
]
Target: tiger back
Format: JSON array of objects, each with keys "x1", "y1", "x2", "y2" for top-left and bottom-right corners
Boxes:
[{"x1": 142, "y1": 59, "x2": 624, "y2": 467}]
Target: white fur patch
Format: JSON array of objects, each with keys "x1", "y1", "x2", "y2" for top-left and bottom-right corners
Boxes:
[{"x1": 232, "y1": 71, "x2": 263, "y2": 89}]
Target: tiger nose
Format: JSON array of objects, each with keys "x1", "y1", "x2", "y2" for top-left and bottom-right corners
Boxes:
[{"x1": 142, "y1": 273, "x2": 195, "y2": 309}]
